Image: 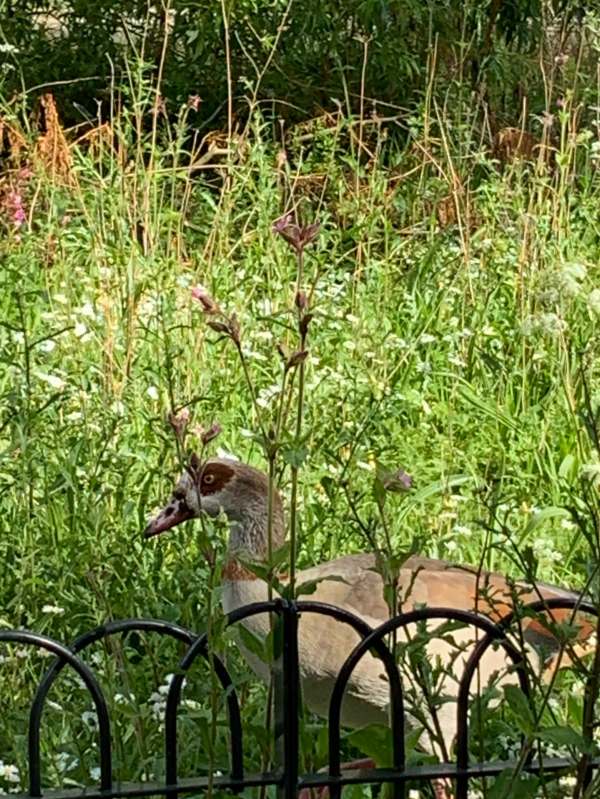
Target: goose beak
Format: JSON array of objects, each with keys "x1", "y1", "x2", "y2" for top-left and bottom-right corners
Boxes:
[{"x1": 144, "y1": 502, "x2": 194, "y2": 538}]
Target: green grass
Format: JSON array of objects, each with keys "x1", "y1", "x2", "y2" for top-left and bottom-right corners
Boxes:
[{"x1": 2, "y1": 86, "x2": 600, "y2": 796}]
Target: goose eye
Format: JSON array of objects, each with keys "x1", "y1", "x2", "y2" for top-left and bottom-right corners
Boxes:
[{"x1": 203, "y1": 473, "x2": 215, "y2": 486}]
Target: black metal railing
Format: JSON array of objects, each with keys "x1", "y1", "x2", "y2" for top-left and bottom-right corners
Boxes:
[{"x1": 1, "y1": 598, "x2": 599, "y2": 799}]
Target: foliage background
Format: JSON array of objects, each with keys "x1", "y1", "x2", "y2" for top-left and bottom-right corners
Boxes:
[{"x1": 2, "y1": 1, "x2": 600, "y2": 797}]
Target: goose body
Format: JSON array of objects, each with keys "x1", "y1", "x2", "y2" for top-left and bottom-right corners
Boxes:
[{"x1": 145, "y1": 458, "x2": 593, "y2": 750}]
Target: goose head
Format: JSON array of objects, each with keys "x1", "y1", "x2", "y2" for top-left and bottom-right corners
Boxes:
[{"x1": 144, "y1": 456, "x2": 285, "y2": 560}]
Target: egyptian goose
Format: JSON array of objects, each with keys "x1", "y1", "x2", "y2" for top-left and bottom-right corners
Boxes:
[{"x1": 145, "y1": 457, "x2": 593, "y2": 764}]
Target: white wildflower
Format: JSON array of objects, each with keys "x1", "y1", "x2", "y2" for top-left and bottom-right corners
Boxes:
[
  {"x1": 241, "y1": 346, "x2": 267, "y2": 361},
  {"x1": 419, "y1": 333, "x2": 436, "y2": 344},
  {"x1": 216, "y1": 448, "x2": 239, "y2": 461},
  {"x1": 255, "y1": 330, "x2": 273, "y2": 341},
  {"x1": 36, "y1": 372, "x2": 66, "y2": 390},
  {"x1": 89, "y1": 767, "x2": 101, "y2": 781},
  {"x1": 453, "y1": 524, "x2": 472, "y2": 536},
  {"x1": 581, "y1": 462, "x2": 600, "y2": 486},
  {"x1": 41, "y1": 604, "x2": 64, "y2": 615},
  {"x1": 538, "y1": 312, "x2": 567, "y2": 336},
  {"x1": 53, "y1": 294, "x2": 68, "y2": 304},
  {"x1": 74, "y1": 322, "x2": 88, "y2": 338},
  {"x1": 55, "y1": 752, "x2": 77, "y2": 772},
  {"x1": 567, "y1": 261, "x2": 587, "y2": 279},
  {"x1": 0, "y1": 764, "x2": 19, "y2": 783},
  {"x1": 78, "y1": 302, "x2": 96, "y2": 318},
  {"x1": 147, "y1": 386, "x2": 159, "y2": 401},
  {"x1": 559, "y1": 776, "x2": 577, "y2": 790},
  {"x1": 114, "y1": 693, "x2": 130, "y2": 705},
  {"x1": 181, "y1": 699, "x2": 202, "y2": 710},
  {"x1": 81, "y1": 711, "x2": 98, "y2": 729},
  {"x1": 386, "y1": 334, "x2": 408, "y2": 349},
  {"x1": 588, "y1": 288, "x2": 600, "y2": 315},
  {"x1": 0, "y1": 43, "x2": 18, "y2": 54},
  {"x1": 39, "y1": 339, "x2": 56, "y2": 353},
  {"x1": 256, "y1": 383, "x2": 280, "y2": 408}
]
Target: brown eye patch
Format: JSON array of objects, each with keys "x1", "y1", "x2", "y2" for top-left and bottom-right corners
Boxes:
[{"x1": 201, "y1": 462, "x2": 234, "y2": 495}]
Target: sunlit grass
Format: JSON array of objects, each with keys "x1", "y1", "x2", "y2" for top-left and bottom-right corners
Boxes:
[{"x1": 2, "y1": 86, "x2": 600, "y2": 795}]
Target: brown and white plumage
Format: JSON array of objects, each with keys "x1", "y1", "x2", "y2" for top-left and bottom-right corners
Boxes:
[{"x1": 145, "y1": 457, "x2": 594, "y2": 751}]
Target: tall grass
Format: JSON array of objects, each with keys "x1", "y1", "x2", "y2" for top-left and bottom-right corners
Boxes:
[{"x1": 2, "y1": 52, "x2": 600, "y2": 795}]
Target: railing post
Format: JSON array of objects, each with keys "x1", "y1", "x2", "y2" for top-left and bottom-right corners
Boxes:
[
  {"x1": 283, "y1": 602, "x2": 300, "y2": 799},
  {"x1": 274, "y1": 600, "x2": 300, "y2": 799}
]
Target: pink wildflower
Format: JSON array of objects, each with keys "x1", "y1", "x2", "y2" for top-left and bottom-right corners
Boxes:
[
  {"x1": 6, "y1": 191, "x2": 26, "y2": 228},
  {"x1": 191, "y1": 284, "x2": 219, "y2": 314},
  {"x1": 272, "y1": 212, "x2": 320, "y2": 254}
]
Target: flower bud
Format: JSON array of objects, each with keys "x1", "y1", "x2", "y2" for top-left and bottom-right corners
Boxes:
[
  {"x1": 168, "y1": 407, "x2": 190, "y2": 441},
  {"x1": 295, "y1": 290, "x2": 308, "y2": 310},
  {"x1": 191, "y1": 285, "x2": 219, "y2": 314},
  {"x1": 201, "y1": 422, "x2": 222, "y2": 445}
]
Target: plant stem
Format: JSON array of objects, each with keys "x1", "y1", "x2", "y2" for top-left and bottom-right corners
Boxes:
[{"x1": 288, "y1": 248, "x2": 306, "y2": 593}]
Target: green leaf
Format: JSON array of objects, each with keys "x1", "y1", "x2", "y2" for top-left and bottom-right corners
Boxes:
[
  {"x1": 372, "y1": 476, "x2": 386, "y2": 508},
  {"x1": 522, "y1": 506, "x2": 570, "y2": 537},
  {"x1": 538, "y1": 725, "x2": 595, "y2": 754},
  {"x1": 487, "y1": 769, "x2": 539, "y2": 799},
  {"x1": 452, "y1": 376, "x2": 518, "y2": 431},
  {"x1": 270, "y1": 541, "x2": 290, "y2": 570},
  {"x1": 397, "y1": 475, "x2": 474, "y2": 523},
  {"x1": 320, "y1": 475, "x2": 336, "y2": 501},
  {"x1": 346, "y1": 724, "x2": 392, "y2": 766},
  {"x1": 282, "y1": 447, "x2": 308, "y2": 468},
  {"x1": 271, "y1": 616, "x2": 284, "y2": 661},
  {"x1": 558, "y1": 453, "x2": 577, "y2": 480},
  {"x1": 294, "y1": 574, "x2": 349, "y2": 597},
  {"x1": 503, "y1": 685, "x2": 535, "y2": 736},
  {"x1": 237, "y1": 624, "x2": 271, "y2": 664},
  {"x1": 238, "y1": 559, "x2": 287, "y2": 595}
]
